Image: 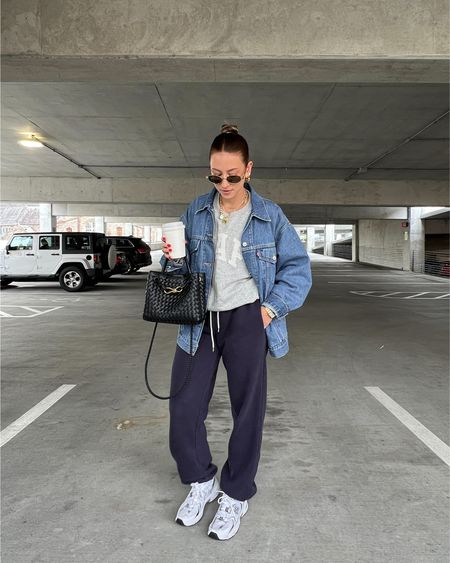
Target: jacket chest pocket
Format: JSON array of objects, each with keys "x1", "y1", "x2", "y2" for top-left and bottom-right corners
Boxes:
[{"x1": 256, "y1": 246, "x2": 277, "y2": 297}]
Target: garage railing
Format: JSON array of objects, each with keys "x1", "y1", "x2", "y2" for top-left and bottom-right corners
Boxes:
[{"x1": 416, "y1": 249, "x2": 450, "y2": 278}]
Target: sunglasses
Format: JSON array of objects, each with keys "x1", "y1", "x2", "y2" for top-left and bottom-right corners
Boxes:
[{"x1": 206, "y1": 174, "x2": 246, "y2": 184}]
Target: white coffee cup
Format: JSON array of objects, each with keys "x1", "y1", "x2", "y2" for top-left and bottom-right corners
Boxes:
[{"x1": 162, "y1": 221, "x2": 186, "y2": 259}]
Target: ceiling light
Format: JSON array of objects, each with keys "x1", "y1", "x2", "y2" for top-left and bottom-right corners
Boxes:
[{"x1": 18, "y1": 135, "x2": 43, "y2": 148}]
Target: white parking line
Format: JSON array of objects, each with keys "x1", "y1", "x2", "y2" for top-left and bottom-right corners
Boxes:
[
  {"x1": 313, "y1": 272, "x2": 400, "y2": 278},
  {"x1": 330, "y1": 281, "x2": 447, "y2": 284},
  {"x1": 0, "y1": 385, "x2": 76, "y2": 447},
  {"x1": 20, "y1": 306, "x2": 52, "y2": 314},
  {"x1": 0, "y1": 306, "x2": 64, "y2": 318},
  {"x1": 0, "y1": 310, "x2": 13, "y2": 317},
  {"x1": 365, "y1": 386, "x2": 450, "y2": 466},
  {"x1": 2, "y1": 292, "x2": 103, "y2": 296},
  {"x1": 350, "y1": 290, "x2": 450, "y2": 299}
]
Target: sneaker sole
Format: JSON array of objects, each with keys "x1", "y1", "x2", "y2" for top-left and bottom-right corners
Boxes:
[
  {"x1": 207, "y1": 501, "x2": 249, "y2": 540},
  {"x1": 175, "y1": 481, "x2": 221, "y2": 527}
]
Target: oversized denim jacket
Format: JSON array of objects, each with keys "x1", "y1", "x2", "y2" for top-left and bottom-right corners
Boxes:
[{"x1": 159, "y1": 183, "x2": 312, "y2": 358}]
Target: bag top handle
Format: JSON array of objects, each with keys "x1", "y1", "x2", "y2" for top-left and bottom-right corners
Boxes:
[{"x1": 162, "y1": 250, "x2": 192, "y2": 274}]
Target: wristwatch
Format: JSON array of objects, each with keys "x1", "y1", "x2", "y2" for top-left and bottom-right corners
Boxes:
[{"x1": 263, "y1": 306, "x2": 276, "y2": 319}]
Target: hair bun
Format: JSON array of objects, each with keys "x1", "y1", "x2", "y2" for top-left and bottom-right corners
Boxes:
[{"x1": 221, "y1": 123, "x2": 239, "y2": 135}]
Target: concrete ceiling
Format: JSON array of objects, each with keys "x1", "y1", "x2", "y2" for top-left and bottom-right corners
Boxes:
[{"x1": 2, "y1": 81, "x2": 448, "y2": 181}]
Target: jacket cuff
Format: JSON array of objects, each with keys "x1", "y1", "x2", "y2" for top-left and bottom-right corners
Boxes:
[{"x1": 262, "y1": 292, "x2": 289, "y2": 319}]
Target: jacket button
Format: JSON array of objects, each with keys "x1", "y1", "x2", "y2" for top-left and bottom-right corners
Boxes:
[
  {"x1": 242, "y1": 242, "x2": 247, "y2": 247},
  {"x1": 272, "y1": 255, "x2": 276, "y2": 260}
]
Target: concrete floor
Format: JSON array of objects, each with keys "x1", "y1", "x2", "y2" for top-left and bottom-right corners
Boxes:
[{"x1": 1, "y1": 254, "x2": 449, "y2": 563}]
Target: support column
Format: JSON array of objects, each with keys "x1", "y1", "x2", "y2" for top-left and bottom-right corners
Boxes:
[
  {"x1": 324, "y1": 224, "x2": 335, "y2": 256},
  {"x1": 407, "y1": 207, "x2": 425, "y2": 272},
  {"x1": 143, "y1": 226, "x2": 151, "y2": 242},
  {"x1": 352, "y1": 223, "x2": 359, "y2": 263},
  {"x1": 124, "y1": 223, "x2": 133, "y2": 236},
  {"x1": 94, "y1": 216, "x2": 105, "y2": 233},
  {"x1": 306, "y1": 226, "x2": 315, "y2": 252},
  {"x1": 39, "y1": 203, "x2": 56, "y2": 232}
]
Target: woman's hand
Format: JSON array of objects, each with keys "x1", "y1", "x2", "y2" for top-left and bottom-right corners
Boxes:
[
  {"x1": 260, "y1": 306, "x2": 273, "y2": 329},
  {"x1": 162, "y1": 236, "x2": 187, "y2": 260},
  {"x1": 161, "y1": 236, "x2": 172, "y2": 259}
]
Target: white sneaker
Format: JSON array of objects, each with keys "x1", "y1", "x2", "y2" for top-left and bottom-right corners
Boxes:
[
  {"x1": 207, "y1": 492, "x2": 249, "y2": 540},
  {"x1": 175, "y1": 476, "x2": 220, "y2": 526}
]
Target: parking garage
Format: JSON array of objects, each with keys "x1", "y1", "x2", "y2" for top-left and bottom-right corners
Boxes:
[{"x1": 1, "y1": 2, "x2": 449, "y2": 562}]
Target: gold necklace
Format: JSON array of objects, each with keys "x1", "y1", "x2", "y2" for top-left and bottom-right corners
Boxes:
[{"x1": 218, "y1": 190, "x2": 249, "y2": 224}]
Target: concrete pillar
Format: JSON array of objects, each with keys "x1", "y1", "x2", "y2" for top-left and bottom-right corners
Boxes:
[
  {"x1": 124, "y1": 223, "x2": 133, "y2": 236},
  {"x1": 39, "y1": 203, "x2": 56, "y2": 232},
  {"x1": 306, "y1": 226, "x2": 315, "y2": 252},
  {"x1": 352, "y1": 223, "x2": 359, "y2": 262},
  {"x1": 324, "y1": 224, "x2": 335, "y2": 256},
  {"x1": 94, "y1": 216, "x2": 105, "y2": 233},
  {"x1": 407, "y1": 207, "x2": 425, "y2": 272},
  {"x1": 143, "y1": 226, "x2": 151, "y2": 242}
]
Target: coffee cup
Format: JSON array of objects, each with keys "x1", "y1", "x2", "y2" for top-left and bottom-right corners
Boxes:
[{"x1": 162, "y1": 221, "x2": 186, "y2": 259}]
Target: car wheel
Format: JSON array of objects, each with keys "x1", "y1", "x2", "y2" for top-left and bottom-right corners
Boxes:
[
  {"x1": 123, "y1": 258, "x2": 135, "y2": 274},
  {"x1": 59, "y1": 266, "x2": 87, "y2": 292}
]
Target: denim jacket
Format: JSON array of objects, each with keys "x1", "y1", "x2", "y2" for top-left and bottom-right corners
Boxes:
[{"x1": 159, "y1": 183, "x2": 312, "y2": 358}]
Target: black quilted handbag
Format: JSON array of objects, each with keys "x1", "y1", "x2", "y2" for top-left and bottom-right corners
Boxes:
[{"x1": 143, "y1": 253, "x2": 207, "y2": 400}]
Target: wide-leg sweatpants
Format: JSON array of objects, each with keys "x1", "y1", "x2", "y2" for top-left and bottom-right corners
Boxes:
[{"x1": 168, "y1": 298, "x2": 268, "y2": 502}]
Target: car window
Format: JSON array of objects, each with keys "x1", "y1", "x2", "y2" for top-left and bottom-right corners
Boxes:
[
  {"x1": 65, "y1": 235, "x2": 90, "y2": 251},
  {"x1": 119, "y1": 239, "x2": 134, "y2": 248},
  {"x1": 132, "y1": 238, "x2": 148, "y2": 249},
  {"x1": 94, "y1": 237, "x2": 107, "y2": 252},
  {"x1": 9, "y1": 235, "x2": 33, "y2": 250},
  {"x1": 39, "y1": 236, "x2": 60, "y2": 250},
  {"x1": 108, "y1": 238, "x2": 133, "y2": 248}
]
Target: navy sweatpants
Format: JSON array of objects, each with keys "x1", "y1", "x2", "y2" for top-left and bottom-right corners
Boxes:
[{"x1": 168, "y1": 298, "x2": 268, "y2": 502}]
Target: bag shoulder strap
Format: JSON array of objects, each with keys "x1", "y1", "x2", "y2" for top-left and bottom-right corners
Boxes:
[
  {"x1": 144, "y1": 322, "x2": 194, "y2": 400},
  {"x1": 144, "y1": 254, "x2": 198, "y2": 400}
]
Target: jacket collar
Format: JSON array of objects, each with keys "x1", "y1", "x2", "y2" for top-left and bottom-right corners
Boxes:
[{"x1": 195, "y1": 182, "x2": 271, "y2": 222}]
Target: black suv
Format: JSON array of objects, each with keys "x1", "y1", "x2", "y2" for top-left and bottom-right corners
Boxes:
[{"x1": 106, "y1": 236, "x2": 152, "y2": 274}]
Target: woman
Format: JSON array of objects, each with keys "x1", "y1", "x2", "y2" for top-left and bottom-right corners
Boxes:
[{"x1": 160, "y1": 123, "x2": 312, "y2": 540}]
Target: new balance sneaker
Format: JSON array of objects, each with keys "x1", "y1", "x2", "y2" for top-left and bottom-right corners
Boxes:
[
  {"x1": 175, "y1": 476, "x2": 220, "y2": 526},
  {"x1": 207, "y1": 492, "x2": 249, "y2": 540}
]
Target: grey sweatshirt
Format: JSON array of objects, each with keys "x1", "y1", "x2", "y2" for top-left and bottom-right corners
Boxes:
[{"x1": 206, "y1": 191, "x2": 259, "y2": 311}]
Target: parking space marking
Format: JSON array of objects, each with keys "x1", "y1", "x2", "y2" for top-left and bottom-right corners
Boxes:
[
  {"x1": 0, "y1": 306, "x2": 64, "y2": 317},
  {"x1": 313, "y1": 272, "x2": 406, "y2": 278},
  {"x1": 33, "y1": 297, "x2": 81, "y2": 302},
  {"x1": 350, "y1": 291, "x2": 450, "y2": 299},
  {"x1": 2, "y1": 296, "x2": 81, "y2": 303},
  {"x1": 330, "y1": 281, "x2": 448, "y2": 284},
  {"x1": 3, "y1": 292, "x2": 103, "y2": 296},
  {"x1": 365, "y1": 387, "x2": 450, "y2": 466},
  {"x1": 0, "y1": 385, "x2": 76, "y2": 447},
  {"x1": 0, "y1": 310, "x2": 13, "y2": 317}
]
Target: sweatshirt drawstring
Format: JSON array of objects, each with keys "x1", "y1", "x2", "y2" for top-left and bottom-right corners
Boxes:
[
  {"x1": 209, "y1": 310, "x2": 214, "y2": 351},
  {"x1": 209, "y1": 310, "x2": 220, "y2": 352}
]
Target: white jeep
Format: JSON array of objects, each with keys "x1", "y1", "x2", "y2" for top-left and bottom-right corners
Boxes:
[{"x1": 0, "y1": 232, "x2": 116, "y2": 292}]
